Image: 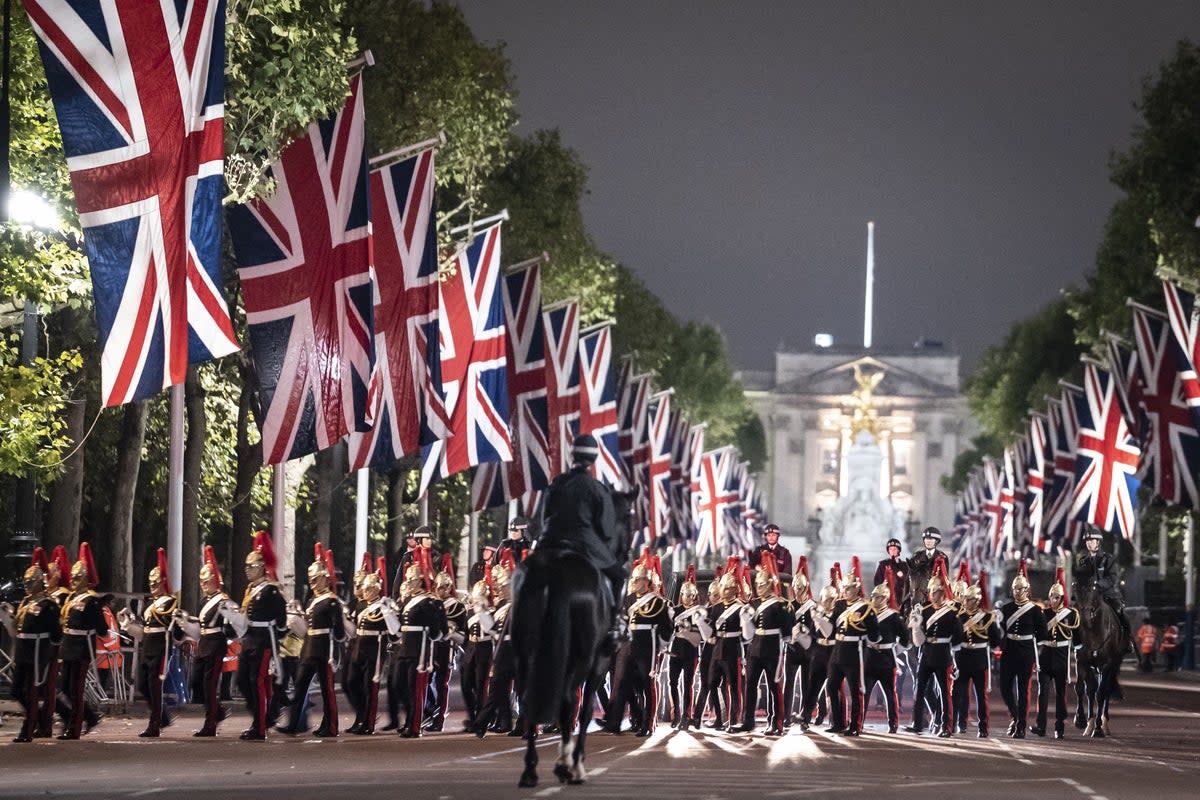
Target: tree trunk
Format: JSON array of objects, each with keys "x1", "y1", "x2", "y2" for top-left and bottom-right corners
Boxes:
[
  {"x1": 109, "y1": 401, "x2": 147, "y2": 594},
  {"x1": 230, "y1": 370, "x2": 263, "y2": 601},
  {"x1": 182, "y1": 367, "x2": 206, "y2": 610},
  {"x1": 277, "y1": 455, "x2": 315, "y2": 600},
  {"x1": 314, "y1": 448, "x2": 334, "y2": 550},
  {"x1": 44, "y1": 394, "x2": 86, "y2": 557}
]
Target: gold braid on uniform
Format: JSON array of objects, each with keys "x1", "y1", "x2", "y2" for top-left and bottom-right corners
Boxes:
[
  {"x1": 241, "y1": 586, "x2": 254, "y2": 615},
  {"x1": 1050, "y1": 609, "x2": 1080, "y2": 637},
  {"x1": 843, "y1": 603, "x2": 871, "y2": 631},
  {"x1": 966, "y1": 611, "x2": 995, "y2": 640},
  {"x1": 634, "y1": 596, "x2": 666, "y2": 619},
  {"x1": 361, "y1": 605, "x2": 385, "y2": 623}
]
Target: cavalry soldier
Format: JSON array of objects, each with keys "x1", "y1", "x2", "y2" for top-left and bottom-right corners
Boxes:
[
  {"x1": 702, "y1": 558, "x2": 754, "y2": 732},
  {"x1": 1032, "y1": 568, "x2": 1080, "y2": 739},
  {"x1": 751, "y1": 523, "x2": 793, "y2": 578},
  {"x1": 460, "y1": 574, "x2": 496, "y2": 731},
  {"x1": 473, "y1": 554, "x2": 518, "y2": 736},
  {"x1": 4, "y1": 549, "x2": 62, "y2": 742},
  {"x1": 783, "y1": 558, "x2": 816, "y2": 729},
  {"x1": 345, "y1": 558, "x2": 399, "y2": 735},
  {"x1": 799, "y1": 568, "x2": 839, "y2": 730},
  {"x1": 953, "y1": 569, "x2": 1001, "y2": 737},
  {"x1": 607, "y1": 553, "x2": 673, "y2": 736},
  {"x1": 390, "y1": 550, "x2": 448, "y2": 738},
  {"x1": 426, "y1": 554, "x2": 467, "y2": 732},
  {"x1": 691, "y1": 573, "x2": 726, "y2": 729},
  {"x1": 1072, "y1": 526, "x2": 1132, "y2": 645},
  {"x1": 905, "y1": 560, "x2": 963, "y2": 737},
  {"x1": 739, "y1": 554, "x2": 793, "y2": 735},
  {"x1": 120, "y1": 548, "x2": 182, "y2": 737},
  {"x1": 179, "y1": 546, "x2": 243, "y2": 737},
  {"x1": 950, "y1": 561, "x2": 972, "y2": 612},
  {"x1": 907, "y1": 527, "x2": 948, "y2": 607},
  {"x1": 43, "y1": 545, "x2": 73, "y2": 734},
  {"x1": 496, "y1": 516, "x2": 533, "y2": 565},
  {"x1": 998, "y1": 559, "x2": 1048, "y2": 739},
  {"x1": 278, "y1": 545, "x2": 347, "y2": 737},
  {"x1": 58, "y1": 543, "x2": 107, "y2": 739},
  {"x1": 826, "y1": 557, "x2": 878, "y2": 736},
  {"x1": 238, "y1": 531, "x2": 288, "y2": 740},
  {"x1": 668, "y1": 566, "x2": 710, "y2": 731},
  {"x1": 874, "y1": 538, "x2": 912, "y2": 613},
  {"x1": 864, "y1": 564, "x2": 909, "y2": 734}
]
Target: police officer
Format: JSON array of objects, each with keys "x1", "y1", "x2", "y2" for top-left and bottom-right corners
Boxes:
[
  {"x1": 907, "y1": 527, "x2": 948, "y2": 608},
  {"x1": 1031, "y1": 569, "x2": 1080, "y2": 739},
  {"x1": 607, "y1": 559, "x2": 673, "y2": 735},
  {"x1": 751, "y1": 523, "x2": 793, "y2": 578},
  {"x1": 1072, "y1": 526, "x2": 1132, "y2": 645},
  {"x1": 825, "y1": 563, "x2": 878, "y2": 736},
  {"x1": 874, "y1": 538, "x2": 912, "y2": 613},
  {"x1": 905, "y1": 569, "x2": 964, "y2": 737},
  {"x1": 496, "y1": 517, "x2": 533, "y2": 565},
  {"x1": 57, "y1": 543, "x2": 107, "y2": 740},
  {"x1": 278, "y1": 546, "x2": 347, "y2": 737},
  {"x1": 4, "y1": 550, "x2": 62, "y2": 742},
  {"x1": 237, "y1": 531, "x2": 288, "y2": 741},
  {"x1": 998, "y1": 561, "x2": 1048, "y2": 739},
  {"x1": 668, "y1": 570, "x2": 710, "y2": 731},
  {"x1": 864, "y1": 568, "x2": 909, "y2": 734},
  {"x1": 738, "y1": 560, "x2": 793, "y2": 735},
  {"x1": 952, "y1": 573, "x2": 1001, "y2": 737}
]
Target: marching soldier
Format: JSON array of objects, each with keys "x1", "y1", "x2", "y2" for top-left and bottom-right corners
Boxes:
[
  {"x1": 1072, "y1": 526, "x2": 1132, "y2": 645},
  {"x1": 345, "y1": 558, "x2": 399, "y2": 735},
  {"x1": 825, "y1": 557, "x2": 878, "y2": 736},
  {"x1": 998, "y1": 558, "x2": 1048, "y2": 739},
  {"x1": 864, "y1": 564, "x2": 909, "y2": 734},
  {"x1": 496, "y1": 516, "x2": 533, "y2": 565},
  {"x1": 783, "y1": 558, "x2": 816, "y2": 729},
  {"x1": 907, "y1": 527, "x2": 948, "y2": 608},
  {"x1": 460, "y1": 574, "x2": 496, "y2": 731},
  {"x1": 690, "y1": 574, "x2": 726, "y2": 729},
  {"x1": 952, "y1": 569, "x2": 1002, "y2": 737},
  {"x1": 391, "y1": 551, "x2": 448, "y2": 738},
  {"x1": 278, "y1": 545, "x2": 347, "y2": 737},
  {"x1": 119, "y1": 548, "x2": 183, "y2": 737},
  {"x1": 750, "y1": 523, "x2": 793, "y2": 578},
  {"x1": 472, "y1": 553, "x2": 518, "y2": 736},
  {"x1": 426, "y1": 555, "x2": 467, "y2": 732},
  {"x1": 905, "y1": 559, "x2": 963, "y2": 737},
  {"x1": 799, "y1": 569, "x2": 839, "y2": 730},
  {"x1": 238, "y1": 531, "x2": 288, "y2": 740},
  {"x1": 179, "y1": 546, "x2": 244, "y2": 737},
  {"x1": 874, "y1": 538, "x2": 913, "y2": 613},
  {"x1": 57, "y1": 543, "x2": 107, "y2": 739},
  {"x1": 1032, "y1": 568, "x2": 1080, "y2": 739},
  {"x1": 43, "y1": 545, "x2": 73, "y2": 734},
  {"x1": 739, "y1": 554, "x2": 793, "y2": 735},
  {"x1": 3, "y1": 549, "x2": 62, "y2": 742},
  {"x1": 607, "y1": 553, "x2": 673, "y2": 736},
  {"x1": 701, "y1": 559, "x2": 754, "y2": 732},
  {"x1": 668, "y1": 566, "x2": 710, "y2": 731}
]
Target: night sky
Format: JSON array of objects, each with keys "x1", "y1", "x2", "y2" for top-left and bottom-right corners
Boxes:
[{"x1": 456, "y1": 2, "x2": 1200, "y2": 373}]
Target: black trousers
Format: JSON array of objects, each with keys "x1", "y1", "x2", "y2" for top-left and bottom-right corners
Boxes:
[
  {"x1": 12, "y1": 661, "x2": 51, "y2": 740},
  {"x1": 864, "y1": 654, "x2": 900, "y2": 729},
  {"x1": 461, "y1": 641, "x2": 493, "y2": 725},
  {"x1": 912, "y1": 662, "x2": 951, "y2": 731},
  {"x1": 426, "y1": 646, "x2": 452, "y2": 725},
  {"x1": 344, "y1": 650, "x2": 382, "y2": 732},
  {"x1": 800, "y1": 646, "x2": 831, "y2": 723},
  {"x1": 236, "y1": 647, "x2": 274, "y2": 737},
  {"x1": 390, "y1": 657, "x2": 427, "y2": 733},
  {"x1": 1000, "y1": 649, "x2": 1036, "y2": 725},
  {"x1": 193, "y1": 653, "x2": 223, "y2": 733},
  {"x1": 608, "y1": 646, "x2": 655, "y2": 731},
  {"x1": 58, "y1": 657, "x2": 101, "y2": 737},
  {"x1": 743, "y1": 654, "x2": 784, "y2": 730},
  {"x1": 704, "y1": 650, "x2": 743, "y2": 726},
  {"x1": 692, "y1": 643, "x2": 723, "y2": 724},
  {"x1": 1035, "y1": 654, "x2": 1069, "y2": 731},
  {"x1": 668, "y1": 649, "x2": 698, "y2": 722},
  {"x1": 476, "y1": 651, "x2": 515, "y2": 731},
  {"x1": 827, "y1": 655, "x2": 865, "y2": 732},
  {"x1": 953, "y1": 655, "x2": 990, "y2": 733},
  {"x1": 137, "y1": 654, "x2": 173, "y2": 732},
  {"x1": 286, "y1": 658, "x2": 338, "y2": 734}
]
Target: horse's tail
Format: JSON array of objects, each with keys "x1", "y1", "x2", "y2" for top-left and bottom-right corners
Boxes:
[{"x1": 513, "y1": 564, "x2": 570, "y2": 725}]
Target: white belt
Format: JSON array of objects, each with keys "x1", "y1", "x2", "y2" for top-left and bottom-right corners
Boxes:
[
  {"x1": 400, "y1": 625, "x2": 426, "y2": 632},
  {"x1": 201, "y1": 627, "x2": 224, "y2": 635},
  {"x1": 718, "y1": 631, "x2": 742, "y2": 638},
  {"x1": 755, "y1": 628, "x2": 782, "y2": 635},
  {"x1": 868, "y1": 642, "x2": 896, "y2": 651},
  {"x1": 469, "y1": 635, "x2": 491, "y2": 643},
  {"x1": 818, "y1": 637, "x2": 835, "y2": 646},
  {"x1": 629, "y1": 623, "x2": 657, "y2": 631},
  {"x1": 1040, "y1": 640, "x2": 1072, "y2": 648},
  {"x1": 356, "y1": 629, "x2": 382, "y2": 637},
  {"x1": 836, "y1": 634, "x2": 863, "y2": 642},
  {"x1": 962, "y1": 642, "x2": 990, "y2": 650},
  {"x1": 1008, "y1": 634, "x2": 1035, "y2": 641},
  {"x1": 927, "y1": 637, "x2": 953, "y2": 644},
  {"x1": 17, "y1": 632, "x2": 50, "y2": 640},
  {"x1": 64, "y1": 628, "x2": 93, "y2": 636},
  {"x1": 249, "y1": 621, "x2": 275, "y2": 628},
  {"x1": 144, "y1": 626, "x2": 167, "y2": 634},
  {"x1": 307, "y1": 627, "x2": 332, "y2": 636}
]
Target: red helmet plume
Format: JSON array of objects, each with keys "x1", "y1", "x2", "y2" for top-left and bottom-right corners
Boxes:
[
  {"x1": 884, "y1": 564, "x2": 899, "y2": 610},
  {"x1": 499, "y1": 547, "x2": 517, "y2": 574},
  {"x1": 762, "y1": 552, "x2": 782, "y2": 596},
  {"x1": 714, "y1": 565, "x2": 725, "y2": 581},
  {"x1": 685, "y1": 564, "x2": 697, "y2": 586},
  {"x1": 796, "y1": 555, "x2": 809, "y2": 582},
  {"x1": 724, "y1": 555, "x2": 741, "y2": 577},
  {"x1": 252, "y1": 530, "x2": 279, "y2": 582},
  {"x1": 420, "y1": 548, "x2": 435, "y2": 593},
  {"x1": 978, "y1": 568, "x2": 991, "y2": 611},
  {"x1": 956, "y1": 559, "x2": 971, "y2": 585},
  {"x1": 1018, "y1": 558, "x2": 1029, "y2": 579},
  {"x1": 314, "y1": 542, "x2": 325, "y2": 563},
  {"x1": 31, "y1": 546, "x2": 50, "y2": 575},
  {"x1": 78, "y1": 542, "x2": 100, "y2": 588},
  {"x1": 1052, "y1": 566, "x2": 1069, "y2": 607},
  {"x1": 51, "y1": 545, "x2": 71, "y2": 585},
  {"x1": 738, "y1": 565, "x2": 752, "y2": 602},
  {"x1": 935, "y1": 557, "x2": 954, "y2": 602},
  {"x1": 202, "y1": 545, "x2": 223, "y2": 590},
  {"x1": 651, "y1": 555, "x2": 662, "y2": 586},
  {"x1": 154, "y1": 547, "x2": 172, "y2": 595},
  {"x1": 360, "y1": 552, "x2": 373, "y2": 574},
  {"x1": 830, "y1": 561, "x2": 843, "y2": 588},
  {"x1": 483, "y1": 562, "x2": 494, "y2": 595},
  {"x1": 376, "y1": 556, "x2": 388, "y2": 596},
  {"x1": 441, "y1": 553, "x2": 456, "y2": 591},
  {"x1": 850, "y1": 555, "x2": 863, "y2": 585},
  {"x1": 324, "y1": 549, "x2": 338, "y2": 591}
]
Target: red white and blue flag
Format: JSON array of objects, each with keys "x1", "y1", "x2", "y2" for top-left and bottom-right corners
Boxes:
[
  {"x1": 543, "y1": 301, "x2": 580, "y2": 475},
  {"x1": 1131, "y1": 305, "x2": 1200, "y2": 509},
  {"x1": 694, "y1": 448, "x2": 736, "y2": 558},
  {"x1": 577, "y1": 323, "x2": 626, "y2": 490},
  {"x1": 644, "y1": 391, "x2": 674, "y2": 547},
  {"x1": 1162, "y1": 279, "x2": 1200, "y2": 429},
  {"x1": 1027, "y1": 413, "x2": 1050, "y2": 549},
  {"x1": 472, "y1": 261, "x2": 551, "y2": 510},
  {"x1": 618, "y1": 363, "x2": 651, "y2": 482},
  {"x1": 1043, "y1": 387, "x2": 1081, "y2": 550},
  {"x1": 686, "y1": 423, "x2": 706, "y2": 542},
  {"x1": 230, "y1": 72, "x2": 374, "y2": 464},
  {"x1": 1069, "y1": 362, "x2": 1141, "y2": 539},
  {"x1": 420, "y1": 224, "x2": 511, "y2": 493},
  {"x1": 349, "y1": 149, "x2": 449, "y2": 469},
  {"x1": 27, "y1": 0, "x2": 237, "y2": 406}
]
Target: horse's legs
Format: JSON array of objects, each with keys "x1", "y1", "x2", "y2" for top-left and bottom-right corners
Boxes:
[
  {"x1": 519, "y1": 719, "x2": 539, "y2": 787},
  {"x1": 1073, "y1": 672, "x2": 1087, "y2": 729},
  {"x1": 566, "y1": 675, "x2": 602, "y2": 785}
]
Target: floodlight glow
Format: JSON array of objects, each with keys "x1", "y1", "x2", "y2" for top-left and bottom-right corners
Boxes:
[
  {"x1": 814, "y1": 333, "x2": 833, "y2": 348},
  {"x1": 9, "y1": 191, "x2": 60, "y2": 230}
]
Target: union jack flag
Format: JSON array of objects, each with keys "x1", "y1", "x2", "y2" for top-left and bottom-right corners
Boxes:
[
  {"x1": 27, "y1": 0, "x2": 237, "y2": 406},
  {"x1": 543, "y1": 301, "x2": 580, "y2": 475},
  {"x1": 1162, "y1": 279, "x2": 1200, "y2": 428},
  {"x1": 618, "y1": 363, "x2": 652, "y2": 480},
  {"x1": 1027, "y1": 413, "x2": 1050, "y2": 548},
  {"x1": 686, "y1": 423, "x2": 706, "y2": 540},
  {"x1": 668, "y1": 408, "x2": 691, "y2": 540},
  {"x1": 694, "y1": 447, "x2": 736, "y2": 557},
  {"x1": 1043, "y1": 387, "x2": 1081, "y2": 549},
  {"x1": 645, "y1": 391, "x2": 674, "y2": 547},
  {"x1": 1069, "y1": 362, "x2": 1141, "y2": 539},
  {"x1": 472, "y1": 261, "x2": 551, "y2": 510},
  {"x1": 1131, "y1": 305, "x2": 1200, "y2": 509},
  {"x1": 421, "y1": 223, "x2": 511, "y2": 493},
  {"x1": 978, "y1": 457, "x2": 1006, "y2": 557},
  {"x1": 230, "y1": 72, "x2": 374, "y2": 464},
  {"x1": 577, "y1": 323, "x2": 626, "y2": 490},
  {"x1": 348, "y1": 149, "x2": 448, "y2": 470},
  {"x1": 999, "y1": 446, "x2": 1018, "y2": 555}
]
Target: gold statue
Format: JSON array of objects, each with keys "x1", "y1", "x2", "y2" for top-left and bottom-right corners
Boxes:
[{"x1": 849, "y1": 364, "x2": 885, "y2": 439}]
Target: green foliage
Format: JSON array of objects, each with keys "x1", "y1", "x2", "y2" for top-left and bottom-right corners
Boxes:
[
  {"x1": 0, "y1": 346, "x2": 83, "y2": 479},
  {"x1": 225, "y1": 0, "x2": 360, "y2": 202}
]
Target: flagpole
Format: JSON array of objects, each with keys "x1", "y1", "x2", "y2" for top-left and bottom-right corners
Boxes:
[
  {"x1": 167, "y1": 383, "x2": 184, "y2": 591},
  {"x1": 272, "y1": 462, "x2": 285, "y2": 564},
  {"x1": 580, "y1": 320, "x2": 616, "y2": 337},
  {"x1": 449, "y1": 209, "x2": 509, "y2": 236},
  {"x1": 369, "y1": 131, "x2": 446, "y2": 168},
  {"x1": 504, "y1": 253, "x2": 549, "y2": 274},
  {"x1": 355, "y1": 468, "x2": 369, "y2": 566},
  {"x1": 864, "y1": 221, "x2": 875, "y2": 349}
]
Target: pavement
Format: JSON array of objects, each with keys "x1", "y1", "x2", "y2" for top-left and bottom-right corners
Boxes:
[{"x1": 1, "y1": 665, "x2": 1198, "y2": 800}]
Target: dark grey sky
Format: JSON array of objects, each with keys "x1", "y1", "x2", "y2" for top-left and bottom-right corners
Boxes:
[{"x1": 456, "y1": 1, "x2": 1200, "y2": 372}]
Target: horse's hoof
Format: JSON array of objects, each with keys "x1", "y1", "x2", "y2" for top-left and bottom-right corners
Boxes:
[
  {"x1": 568, "y1": 777, "x2": 587, "y2": 785},
  {"x1": 1074, "y1": 718, "x2": 1086, "y2": 730},
  {"x1": 1091, "y1": 728, "x2": 1105, "y2": 739},
  {"x1": 518, "y1": 772, "x2": 538, "y2": 788},
  {"x1": 554, "y1": 763, "x2": 571, "y2": 784}
]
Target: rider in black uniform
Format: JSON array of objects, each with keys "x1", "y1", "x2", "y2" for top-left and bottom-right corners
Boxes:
[{"x1": 1071, "y1": 526, "x2": 1131, "y2": 646}]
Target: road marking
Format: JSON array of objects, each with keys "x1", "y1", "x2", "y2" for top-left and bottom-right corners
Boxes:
[
  {"x1": 1061, "y1": 776, "x2": 1110, "y2": 800},
  {"x1": 533, "y1": 787, "x2": 562, "y2": 797},
  {"x1": 1151, "y1": 700, "x2": 1200, "y2": 718},
  {"x1": 129, "y1": 790, "x2": 165, "y2": 798},
  {"x1": 992, "y1": 737, "x2": 1035, "y2": 765}
]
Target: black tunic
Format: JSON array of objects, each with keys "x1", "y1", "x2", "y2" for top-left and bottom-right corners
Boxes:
[
  {"x1": 140, "y1": 594, "x2": 181, "y2": 661},
  {"x1": 539, "y1": 465, "x2": 621, "y2": 571},
  {"x1": 394, "y1": 594, "x2": 448, "y2": 661},
  {"x1": 914, "y1": 602, "x2": 964, "y2": 670},
  {"x1": 15, "y1": 596, "x2": 62, "y2": 667},
  {"x1": 195, "y1": 591, "x2": 238, "y2": 660},
  {"x1": 831, "y1": 599, "x2": 878, "y2": 668},
  {"x1": 60, "y1": 591, "x2": 109, "y2": 662},
  {"x1": 747, "y1": 596, "x2": 794, "y2": 661},
  {"x1": 299, "y1": 593, "x2": 346, "y2": 662},
  {"x1": 240, "y1": 581, "x2": 287, "y2": 654}
]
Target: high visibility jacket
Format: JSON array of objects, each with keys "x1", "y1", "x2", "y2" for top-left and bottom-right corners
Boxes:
[
  {"x1": 222, "y1": 638, "x2": 241, "y2": 673},
  {"x1": 1136, "y1": 624, "x2": 1159, "y2": 655},
  {"x1": 1160, "y1": 625, "x2": 1179, "y2": 653},
  {"x1": 94, "y1": 606, "x2": 124, "y2": 669}
]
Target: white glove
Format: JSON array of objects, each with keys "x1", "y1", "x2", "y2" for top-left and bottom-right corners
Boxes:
[
  {"x1": 178, "y1": 617, "x2": 201, "y2": 642},
  {"x1": 222, "y1": 601, "x2": 248, "y2": 638},
  {"x1": 287, "y1": 612, "x2": 307, "y2": 638},
  {"x1": 381, "y1": 600, "x2": 401, "y2": 637},
  {"x1": 342, "y1": 610, "x2": 357, "y2": 640},
  {"x1": 0, "y1": 603, "x2": 15, "y2": 638}
]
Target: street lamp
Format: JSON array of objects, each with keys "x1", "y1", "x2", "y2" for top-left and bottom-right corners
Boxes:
[{"x1": 9, "y1": 190, "x2": 60, "y2": 229}]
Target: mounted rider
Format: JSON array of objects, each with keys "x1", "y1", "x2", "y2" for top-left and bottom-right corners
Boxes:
[{"x1": 1071, "y1": 525, "x2": 1132, "y2": 646}]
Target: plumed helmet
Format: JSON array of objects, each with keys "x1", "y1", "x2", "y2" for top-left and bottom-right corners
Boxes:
[
  {"x1": 469, "y1": 579, "x2": 491, "y2": 606},
  {"x1": 1048, "y1": 566, "x2": 1069, "y2": 606},
  {"x1": 72, "y1": 542, "x2": 100, "y2": 588},
  {"x1": 819, "y1": 584, "x2": 838, "y2": 605},
  {"x1": 843, "y1": 556, "x2": 863, "y2": 593},
  {"x1": 927, "y1": 572, "x2": 946, "y2": 595},
  {"x1": 492, "y1": 561, "x2": 512, "y2": 591},
  {"x1": 435, "y1": 553, "x2": 456, "y2": 592},
  {"x1": 403, "y1": 561, "x2": 425, "y2": 593},
  {"x1": 829, "y1": 561, "x2": 843, "y2": 590},
  {"x1": 49, "y1": 545, "x2": 71, "y2": 586},
  {"x1": 360, "y1": 571, "x2": 382, "y2": 595},
  {"x1": 353, "y1": 552, "x2": 373, "y2": 588},
  {"x1": 630, "y1": 561, "x2": 651, "y2": 583},
  {"x1": 149, "y1": 547, "x2": 172, "y2": 594},
  {"x1": 680, "y1": 581, "x2": 699, "y2": 603},
  {"x1": 26, "y1": 547, "x2": 50, "y2": 585},
  {"x1": 376, "y1": 555, "x2": 389, "y2": 597},
  {"x1": 962, "y1": 584, "x2": 983, "y2": 606},
  {"x1": 754, "y1": 567, "x2": 775, "y2": 593},
  {"x1": 978, "y1": 568, "x2": 992, "y2": 611},
  {"x1": 1012, "y1": 558, "x2": 1031, "y2": 594},
  {"x1": 247, "y1": 530, "x2": 278, "y2": 581},
  {"x1": 200, "y1": 545, "x2": 223, "y2": 590},
  {"x1": 871, "y1": 582, "x2": 890, "y2": 602}
]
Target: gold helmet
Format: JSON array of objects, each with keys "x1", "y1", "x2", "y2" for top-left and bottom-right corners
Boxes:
[
  {"x1": 630, "y1": 561, "x2": 651, "y2": 583},
  {"x1": 753, "y1": 568, "x2": 777, "y2": 594},
  {"x1": 1012, "y1": 558, "x2": 1031, "y2": 597},
  {"x1": 469, "y1": 579, "x2": 491, "y2": 607},
  {"x1": 1048, "y1": 566, "x2": 1068, "y2": 606},
  {"x1": 871, "y1": 582, "x2": 890, "y2": 603},
  {"x1": 71, "y1": 542, "x2": 99, "y2": 589},
  {"x1": 25, "y1": 547, "x2": 49, "y2": 587},
  {"x1": 717, "y1": 570, "x2": 738, "y2": 593},
  {"x1": 491, "y1": 561, "x2": 512, "y2": 592},
  {"x1": 434, "y1": 553, "x2": 455, "y2": 595},
  {"x1": 24, "y1": 563, "x2": 46, "y2": 584},
  {"x1": 707, "y1": 579, "x2": 721, "y2": 601},
  {"x1": 199, "y1": 545, "x2": 223, "y2": 591},
  {"x1": 680, "y1": 581, "x2": 699, "y2": 605},
  {"x1": 962, "y1": 584, "x2": 982, "y2": 604},
  {"x1": 403, "y1": 561, "x2": 425, "y2": 595},
  {"x1": 360, "y1": 571, "x2": 382, "y2": 595},
  {"x1": 927, "y1": 573, "x2": 946, "y2": 596},
  {"x1": 819, "y1": 584, "x2": 838, "y2": 605},
  {"x1": 148, "y1": 547, "x2": 172, "y2": 595}
]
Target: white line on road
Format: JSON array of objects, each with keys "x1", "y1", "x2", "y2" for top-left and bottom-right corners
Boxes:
[{"x1": 533, "y1": 787, "x2": 562, "y2": 797}]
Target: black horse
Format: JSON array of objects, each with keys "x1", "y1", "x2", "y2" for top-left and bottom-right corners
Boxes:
[
  {"x1": 1073, "y1": 585, "x2": 1126, "y2": 737},
  {"x1": 509, "y1": 490, "x2": 634, "y2": 788}
]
